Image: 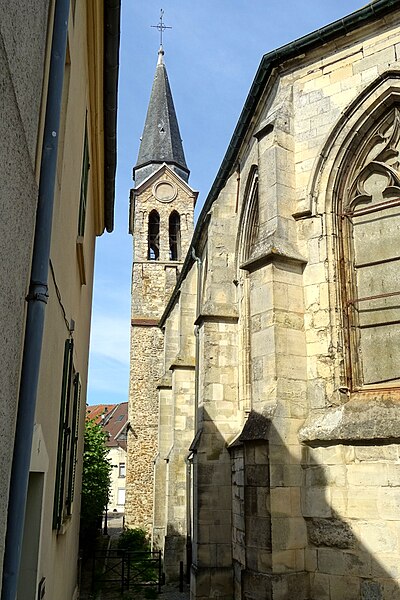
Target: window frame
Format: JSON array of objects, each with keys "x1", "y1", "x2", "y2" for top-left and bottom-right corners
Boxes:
[{"x1": 78, "y1": 122, "x2": 90, "y2": 238}]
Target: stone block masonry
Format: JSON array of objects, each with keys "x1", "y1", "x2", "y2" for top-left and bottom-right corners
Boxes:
[{"x1": 126, "y1": 164, "x2": 195, "y2": 533}]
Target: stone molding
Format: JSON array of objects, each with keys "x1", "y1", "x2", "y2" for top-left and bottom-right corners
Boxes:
[
  {"x1": 299, "y1": 396, "x2": 400, "y2": 445},
  {"x1": 297, "y1": 70, "x2": 400, "y2": 219},
  {"x1": 131, "y1": 318, "x2": 159, "y2": 327},
  {"x1": 240, "y1": 233, "x2": 307, "y2": 272}
]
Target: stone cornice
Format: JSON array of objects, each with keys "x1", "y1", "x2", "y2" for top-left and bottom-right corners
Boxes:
[
  {"x1": 240, "y1": 234, "x2": 307, "y2": 272},
  {"x1": 131, "y1": 318, "x2": 159, "y2": 327},
  {"x1": 300, "y1": 396, "x2": 400, "y2": 445}
]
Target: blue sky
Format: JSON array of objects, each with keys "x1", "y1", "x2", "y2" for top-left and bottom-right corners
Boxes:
[{"x1": 87, "y1": 0, "x2": 366, "y2": 405}]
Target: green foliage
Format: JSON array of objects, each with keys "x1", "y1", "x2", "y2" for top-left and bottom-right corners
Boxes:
[
  {"x1": 144, "y1": 588, "x2": 159, "y2": 599},
  {"x1": 117, "y1": 527, "x2": 150, "y2": 552},
  {"x1": 80, "y1": 419, "x2": 112, "y2": 542},
  {"x1": 118, "y1": 528, "x2": 158, "y2": 589}
]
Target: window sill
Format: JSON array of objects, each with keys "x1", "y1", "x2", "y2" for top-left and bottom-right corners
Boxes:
[
  {"x1": 299, "y1": 394, "x2": 400, "y2": 445},
  {"x1": 56, "y1": 514, "x2": 72, "y2": 536}
]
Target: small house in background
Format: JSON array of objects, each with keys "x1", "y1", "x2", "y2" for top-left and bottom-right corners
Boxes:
[
  {"x1": 86, "y1": 404, "x2": 117, "y2": 425},
  {"x1": 86, "y1": 403, "x2": 128, "y2": 512}
]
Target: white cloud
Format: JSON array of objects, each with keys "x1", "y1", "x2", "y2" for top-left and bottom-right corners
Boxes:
[{"x1": 90, "y1": 313, "x2": 130, "y2": 366}]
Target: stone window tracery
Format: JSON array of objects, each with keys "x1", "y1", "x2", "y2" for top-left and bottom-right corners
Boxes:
[{"x1": 339, "y1": 107, "x2": 400, "y2": 391}]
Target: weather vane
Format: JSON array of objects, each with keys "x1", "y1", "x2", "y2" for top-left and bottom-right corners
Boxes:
[{"x1": 151, "y1": 9, "x2": 172, "y2": 46}]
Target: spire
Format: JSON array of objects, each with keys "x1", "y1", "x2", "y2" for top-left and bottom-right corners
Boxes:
[{"x1": 134, "y1": 46, "x2": 189, "y2": 186}]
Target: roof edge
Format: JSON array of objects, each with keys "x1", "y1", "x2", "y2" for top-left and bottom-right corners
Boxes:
[
  {"x1": 133, "y1": 162, "x2": 198, "y2": 195},
  {"x1": 103, "y1": 0, "x2": 121, "y2": 233}
]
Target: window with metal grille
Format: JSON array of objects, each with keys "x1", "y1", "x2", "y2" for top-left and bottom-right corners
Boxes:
[
  {"x1": 169, "y1": 211, "x2": 181, "y2": 260},
  {"x1": 148, "y1": 210, "x2": 160, "y2": 260}
]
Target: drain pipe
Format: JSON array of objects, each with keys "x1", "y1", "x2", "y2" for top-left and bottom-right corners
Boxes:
[
  {"x1": 184, "y1": 453, "x2": 193, "y2": 583},
  {"x1": 191, "y1": 247, "x2": 202, "y2": 434},
  {"x1": 186, "y1": 248, "x2": 202, "y2": 577},
  {"x1": 1, "y1": 2, "x2": 70, "y2": 599}
]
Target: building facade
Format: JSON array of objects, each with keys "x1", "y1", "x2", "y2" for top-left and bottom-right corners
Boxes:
[
  {"x1": 87, "y1": 403, "x2": 129, "y2": 512},
  {"x1": 0, "y1": 2, "x2": 120, "y2": 598},
  {"x1": 129, "y1": 1, "x2": 400, "y2": 599}
]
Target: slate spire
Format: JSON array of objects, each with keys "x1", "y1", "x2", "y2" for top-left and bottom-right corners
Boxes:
[{"x1": 134, "y1": 46, "x2": 189, "y2": 186}]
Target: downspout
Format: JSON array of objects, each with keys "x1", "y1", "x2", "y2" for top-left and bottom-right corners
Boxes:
[
  {"x1": 191, "y1": 247, "x2": 202, "y2": 434},
  {"x1": 186, "y1": 248, "x2": 202, "y2": 577},
  {"x1": 184, "y1": 453, "x2": 192, "y2": 583},
  {"x1": 1, "y1": 1, "x2": 70, "y2": 599}
]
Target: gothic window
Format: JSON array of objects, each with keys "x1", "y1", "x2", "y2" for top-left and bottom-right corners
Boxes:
[
  {"x1": 339, "y1": 107, "x2": 400, "y2": 391},
  {"x1": 148, "y1": 210, "x2": 160, "y2": 260},
  {"x1": 169, "y1": 210, "x2": 181, "y2": 260},
  {"x1": 241, "y1": 167, "x2": 259, "y2": 263}
]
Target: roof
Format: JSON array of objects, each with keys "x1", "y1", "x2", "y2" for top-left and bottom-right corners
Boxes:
[
  {"x1": 134, "y1": 46, "x2": 189, "y2": 186},
  {"x1": 86, "y1": 404, "x2": 117, "y2": 425},
  {"x1": 159, "y1": 0, "x2": 400, "y2": 326},
  {"x1": 103, "y1": 402, "x2": 128, "y2": 450},
  {"x1": 86, "y1": 402, "x2": 128, "y2": 450},
  {"x1": 104, "y1": 0, "x2": 121, "y2": 232}
]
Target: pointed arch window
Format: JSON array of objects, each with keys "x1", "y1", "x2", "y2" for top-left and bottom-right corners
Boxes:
[
  {"x1": 339, "y1": 107, "x2": 400, "y2": 391},
  {"x1": 241, "y1": 167, "x2": 259, "y2": 264},
  {"x1": 148, "y1": 210, "x2": 160, "y2": 260},
  {"x1": 169, "y1": 211, "x2": 181, "y2": 260}
]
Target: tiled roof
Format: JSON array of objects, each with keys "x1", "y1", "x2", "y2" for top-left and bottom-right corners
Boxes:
[
  {"x1": 86, "y1": 403, "x2": 128, "y2": 450},
  {"x1": 103, "y1": 402, "x2": 128, "y2": 450},
  {"x1": 86, "y1": 404, "x2": 116, "y2": 425}
]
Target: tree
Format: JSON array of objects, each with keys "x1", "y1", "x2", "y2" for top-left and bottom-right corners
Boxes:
[{"x1": 80, "y1": 418, "x2": 112, "y2": 543}]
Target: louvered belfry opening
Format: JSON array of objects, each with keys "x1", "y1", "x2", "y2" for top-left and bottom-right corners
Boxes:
[
  {"x1": 169, "y1": 210, "x2": 181, "y2": 260},
  {"x1": 148, "y1": 210, "x2": 160, "y2": 260}
]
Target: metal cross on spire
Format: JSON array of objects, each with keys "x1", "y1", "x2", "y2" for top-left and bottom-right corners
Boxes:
[{"x1": 151, "y1": 9, "x2": 172, "y2": 46}]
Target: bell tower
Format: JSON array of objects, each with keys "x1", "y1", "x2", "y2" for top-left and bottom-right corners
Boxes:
[{"x1": 125, "y1": 42, "x2": 197, "y2": 531}]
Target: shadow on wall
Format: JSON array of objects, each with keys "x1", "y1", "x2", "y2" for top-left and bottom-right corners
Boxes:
[{"x1": 192, "y1": 408, "x2": 399, "y2": 600}]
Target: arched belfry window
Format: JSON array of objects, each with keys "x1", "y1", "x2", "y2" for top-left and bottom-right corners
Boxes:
[
  {"x1": 169, "y1": 211, "x2": 181, "y2": 260},
  {"x1": 339, "y1": 107, "x2": 400, "y2": 391},
  {"x1": 148, "y1": 210, "x2": 160, "y2": 260}
]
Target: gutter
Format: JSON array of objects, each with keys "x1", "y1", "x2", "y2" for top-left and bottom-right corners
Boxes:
[
  {"x1": 104, "y1": 0, "x2": 121, "y2": 233},
  {"x1": 159, "y1": 0, "x2": 399, "y2": 326},
  {"x1": 1, "y1": 2, "x2": 71, "y2": 598}
]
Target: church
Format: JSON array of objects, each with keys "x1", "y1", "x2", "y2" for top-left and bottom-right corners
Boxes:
[{"x1": 126, "y1": 2, "x2": 400, "y2": 599}]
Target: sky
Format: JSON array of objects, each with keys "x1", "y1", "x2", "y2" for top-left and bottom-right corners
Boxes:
[{"x1": 87, "y1": 0, "x2": 366, "y2": 405}]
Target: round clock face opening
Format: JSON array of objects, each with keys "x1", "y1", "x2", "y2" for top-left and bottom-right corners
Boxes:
[{"x1": 153, "y1": 181, "x2": 177, "y2": 202}]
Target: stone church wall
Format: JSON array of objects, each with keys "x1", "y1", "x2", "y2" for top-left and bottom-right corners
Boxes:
[{"x1": 137, "y1": 6, "x2": 400, "y2": 599}]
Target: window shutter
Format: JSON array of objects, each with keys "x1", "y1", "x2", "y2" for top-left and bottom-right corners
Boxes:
[
  {"x1": 53, "y1": 339, "x2": 74, "y2": 530},
  {"x1": 66, "y1": 373, "x2": 81, "y2": 515}
]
